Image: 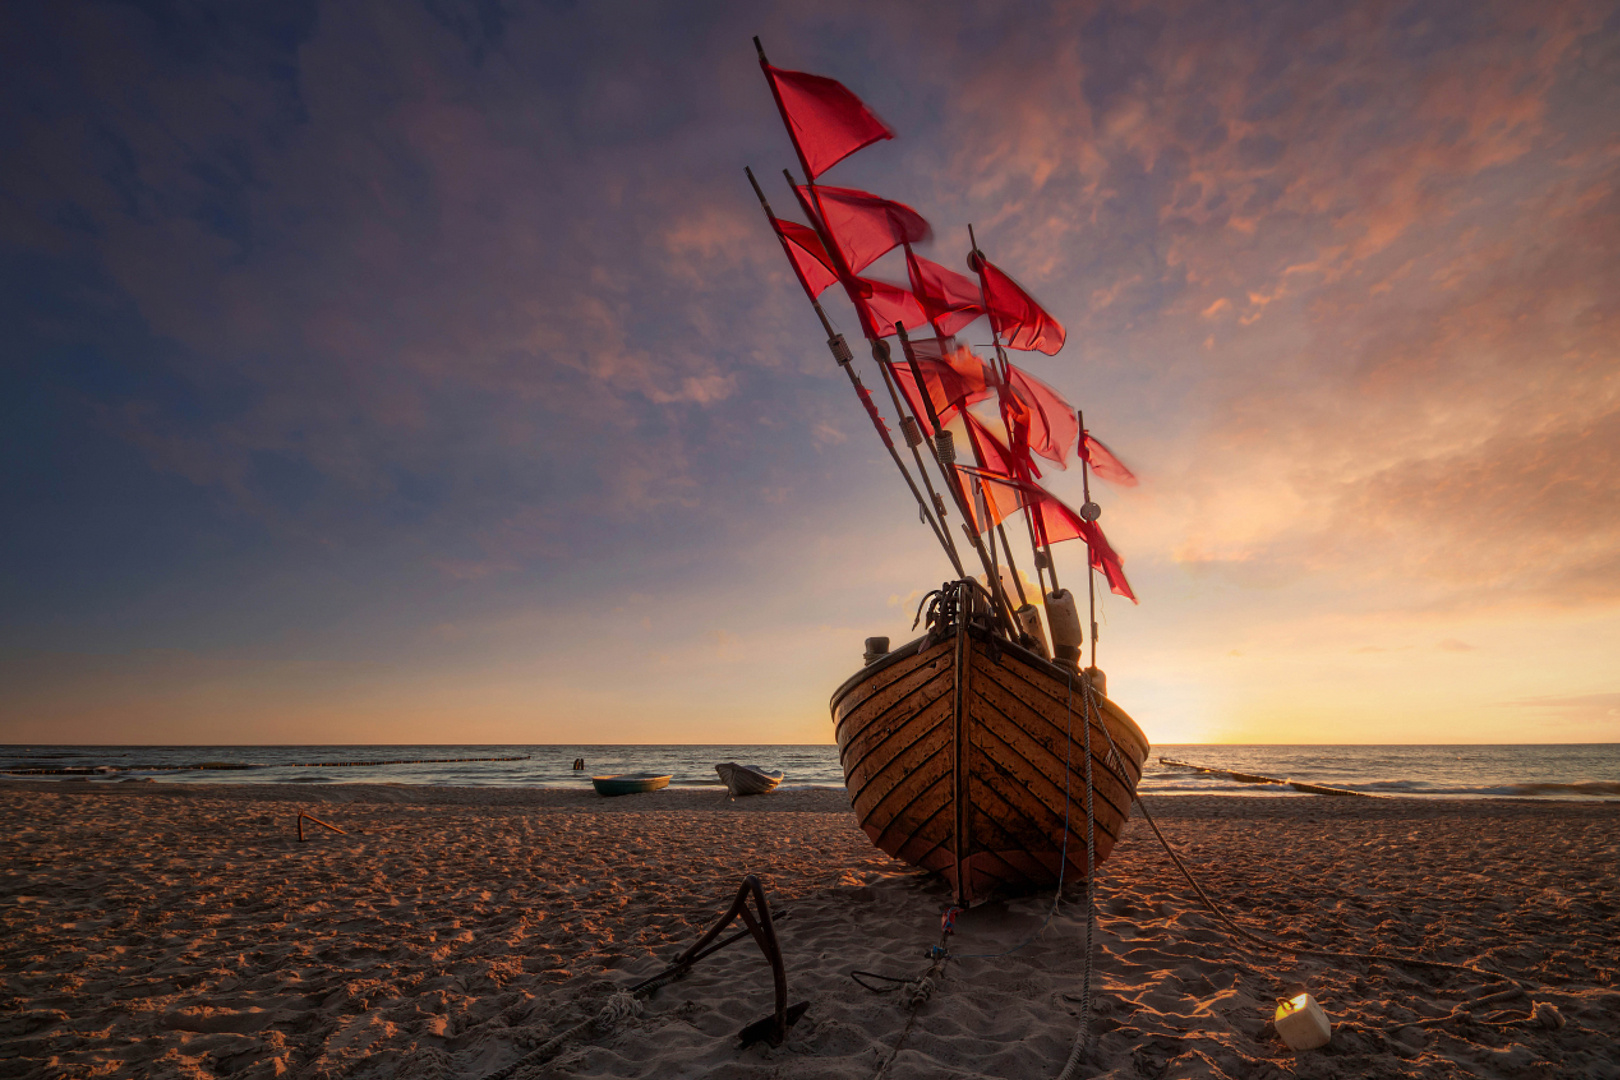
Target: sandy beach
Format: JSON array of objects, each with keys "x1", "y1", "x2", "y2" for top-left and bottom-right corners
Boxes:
[{"x1": 2, "y1": 780, "x2": 1615, "y2": 1079}]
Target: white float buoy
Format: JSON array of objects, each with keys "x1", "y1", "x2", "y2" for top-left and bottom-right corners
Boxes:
[{"x1": 1275, "y1": 993, "x2": 1332, "y2": 1050}]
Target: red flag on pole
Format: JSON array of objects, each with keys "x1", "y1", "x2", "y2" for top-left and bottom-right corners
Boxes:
[
  {"x1": 906, "y1": 249, "x2": 985, "y2": 336},
  {"x1": 797, "y1": 185, "x2": 931, "y2": 275},
  {"x1": 998, "y1": 364, "x2": 1079, "y2": 469},
  {"x1": 852, "y1": 278, "x2": 930, "y2": 337},
  {"x1": 1080, "y1": 430, "x2": 1139, "y2": 486},
  {"x1": 761, "y1": 63, "x2": 895, "y2": 180},
  {"x1": 1076, "y1": 519, "x2": 1136, "y2": 602},
  {"x1": 888, "y1": 340, "x2": 993, "y2": 433},
  {"x1": 771, "y1": 218, "x2": 838, "y2": 298},
  {"x1": 970, "y1": 252, "x2": 1067, "y2": 355},
  {"x1": 957, "y1": 460, "x2": 1138, "y2": 602}
]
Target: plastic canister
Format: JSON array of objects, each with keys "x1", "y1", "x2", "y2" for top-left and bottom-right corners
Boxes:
[
  {"x1": 1044, "y1": 589, "x2": 1083, "y2": 666},
  {"x1": 1274, "y1": 993, "x2": 1332, "y2": 1050}
]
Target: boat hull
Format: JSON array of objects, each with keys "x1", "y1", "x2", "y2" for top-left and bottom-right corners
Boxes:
[
  {"x1": 831, "y1": 628, "x2": 1149, "y2": 905},
  {"x1": 591, "y1": 773, "x2": 672, "y2": 797},
  {"x1": 715, "y1": 762, "x2": 784, "y2": 796}
]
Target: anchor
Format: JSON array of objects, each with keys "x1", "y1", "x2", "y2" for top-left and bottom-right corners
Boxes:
[{"x1": 629, "y1": 874, "x2": 808, "y2": 1047}]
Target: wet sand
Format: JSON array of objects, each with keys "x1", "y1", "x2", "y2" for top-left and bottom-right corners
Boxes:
[{"x1": 2, "y1": 780, "x2": 1616, "y2": 1079}]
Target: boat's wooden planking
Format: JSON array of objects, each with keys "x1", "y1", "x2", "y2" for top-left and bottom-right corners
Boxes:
[{"x1": 833, "y1": 631, "x2": 1149, "y2": 904}]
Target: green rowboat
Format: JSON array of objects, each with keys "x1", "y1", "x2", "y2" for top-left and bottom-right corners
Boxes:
[{"x1": 590, "y1": 772, "x2": 672, "y2": 797}]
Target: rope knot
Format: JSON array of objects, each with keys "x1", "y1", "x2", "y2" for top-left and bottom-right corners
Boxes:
[
  {"x1": 592, "y1": 991, "x2": 643, "y2": 1032},
  {"x1": 906, "y1": 976, "x2": 935, "y2": 1009}
]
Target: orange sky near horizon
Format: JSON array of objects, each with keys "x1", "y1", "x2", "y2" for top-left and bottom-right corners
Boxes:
[{"x1": 1, "y1": 0, "x2": 1616, "y2": 746}]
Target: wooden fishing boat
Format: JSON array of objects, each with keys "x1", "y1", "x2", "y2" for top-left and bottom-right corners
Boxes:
[
  {"x1": 715, "y1": 762, "x2": 784, "y2": 796},
  {"x1": 591, "y1": 773, "x2": 671, "y2": 797},
  {"x1": 747, "y1": 41, "x2": 1152, "y2": 906},
  {"x1": 832, "y1": 584, "x2": 1149, "y2": 906}
]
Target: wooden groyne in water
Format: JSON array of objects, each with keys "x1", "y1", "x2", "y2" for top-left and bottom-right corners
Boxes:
[
  {"x1": 2, "y1": 755, "x2": 532, "y2": 776},
  {"x1": 1158, "y1": 757, "x2": 1383, "y2": 798}
]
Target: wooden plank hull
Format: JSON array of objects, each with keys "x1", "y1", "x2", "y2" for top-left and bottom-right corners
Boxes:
[
  {"x1": 591, "y1": 773, "x2": 671, "y2": 796},
  {"x1": 831, "y1": 629, "x2": 1149, "y2": 905},
  {"x1": 715, "y1": 762, "x2": 784, "y2": 796}
]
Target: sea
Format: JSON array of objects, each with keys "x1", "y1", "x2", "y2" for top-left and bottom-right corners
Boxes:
[{"x1": 3, "y1": 744, "x2": 1618, "y2": 801}]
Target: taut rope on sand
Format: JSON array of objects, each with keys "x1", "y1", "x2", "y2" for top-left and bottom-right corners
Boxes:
[
  {"x1": 855, "y1": 670, "x2": 1104, "y2": 1080},
  {"x1": 1091, "y1": 700, "x2": 1560, "y2": 1035}
]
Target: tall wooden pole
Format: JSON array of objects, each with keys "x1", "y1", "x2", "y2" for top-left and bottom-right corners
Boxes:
[
  {"x1": 893, "y1": 323, "x2": 1021, "y2": 636},
  {"x1": 967, "y1": 224, "x2": 1062, "y2": 596},
  {"x1": 744, "y1": 168, "x2": 964, "y2": 576},
  {"x1": 869, "y1": 343, "x2": 965, "y2": 573},
  {"x1": 1080, "y1": 408, "x2": 1098, "y2": 669},
  {"x1": 756, "y1": 38, "x2": 1011, "y2": 633}
]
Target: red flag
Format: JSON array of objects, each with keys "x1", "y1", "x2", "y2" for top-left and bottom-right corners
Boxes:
[
  {"x1": 772, "y1": 218, "x2": 837, "y2": 298},
  {"x1": 956, "y1": 461, "x2": 1138, "y2": 602},
  {"x1": 762, "y1": 63, "x2": 895, "y2": 180},
  {"x1": 852, "y1": 277, "x2": 929, "y2": 336},
  {"x1": 997, "y1": 365, "x2": 1078, "y2": 469},
  {"x1": 1076, "y1": 519, "x2": 1136, "y2": 602},
  {"x1": 963, "y1": 412, "x2": 1033, "y2": 478},
  {"x1": 971, "y1": 253, "x2": 1067, "y2": 355},
  {"x1": 888, "y1": 340, "x2": 993, "y2": 433},
  {"x1": 906, "y1": 249, "x2": 984, "y2": 336},
  {"x1": 798, "y1": 185, "x2": 931, "y2": 275},
  {"x1": 1081, "y1": 430, "x2": 1138, "y2": 486}
]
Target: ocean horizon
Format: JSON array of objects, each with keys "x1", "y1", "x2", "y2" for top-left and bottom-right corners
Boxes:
[{"x1": 4, "y1": 742, "x2": 1617, "y2": 801}]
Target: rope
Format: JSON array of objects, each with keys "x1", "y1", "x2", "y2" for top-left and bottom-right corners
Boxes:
[
  {"x1": 479, "y1": 992, "x2": 642, "y2": 1080},
  {"x1": 1054, "y1": 673, "x2": 1100, "y2": 1080},
  {"x1": 870, "y1": 955, "x2": 946, "y2": 1080},
  {"x1": 1078, "y1": 684, "x2": 1550, "y2": 1034}
]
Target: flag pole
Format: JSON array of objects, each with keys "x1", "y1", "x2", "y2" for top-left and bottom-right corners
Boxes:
[
  {"x1": 968, "y1": 224, "x2": 1063, "y2": 596},
  {"x1": 755, "y1": 38, "x2": 1010, "y2": 633},
  {"x1": 1079, "y1": 408, "x2": 1098, "y2": 670},
  {"x1": 745, "y1": 168, "x2": 964, "y2": 576},
  {"x1": 1075, "y1": 411, "x2": 1101, "y2": 670},
  {"x1": 867, "y1": 345, "x2": 966, "y2": 572},
  {"x1": 893, "y1": 323, "x2": 1022, "y2": 636},
  {"x1": 904, "y1": 248, "x2": 1037, "y2": 613}
]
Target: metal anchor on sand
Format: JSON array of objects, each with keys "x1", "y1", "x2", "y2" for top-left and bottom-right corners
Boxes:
[{"x1": 630, "y1": 874, "x2": 808, "y2": 1048}]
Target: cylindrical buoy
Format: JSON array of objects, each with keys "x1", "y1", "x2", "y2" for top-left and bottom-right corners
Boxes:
[{"x1": 1044, "y1": 589, "x2": 1083, "y2": 668}]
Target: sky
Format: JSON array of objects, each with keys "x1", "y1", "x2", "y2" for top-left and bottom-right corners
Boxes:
[{"x1": 2, "y1": 0, "x2": 1617, "y2": 746}]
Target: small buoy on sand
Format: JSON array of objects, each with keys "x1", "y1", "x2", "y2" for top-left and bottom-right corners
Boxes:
[{"x1": 1275, "y1": 993, "x2": 1332, "y2": 1051}]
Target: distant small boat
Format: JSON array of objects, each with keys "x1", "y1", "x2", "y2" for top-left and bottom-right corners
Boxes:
[
  {"x1": 716, "y1": 762, "x2": 784, "y2": 797},
  {"x1": 591, "y1": 773, "x2": 671, "y2": 797}
]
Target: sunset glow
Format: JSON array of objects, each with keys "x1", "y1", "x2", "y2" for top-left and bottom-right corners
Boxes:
[{"x1": 2, "y1": 2, "x2": 1616, "y2": 745}]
